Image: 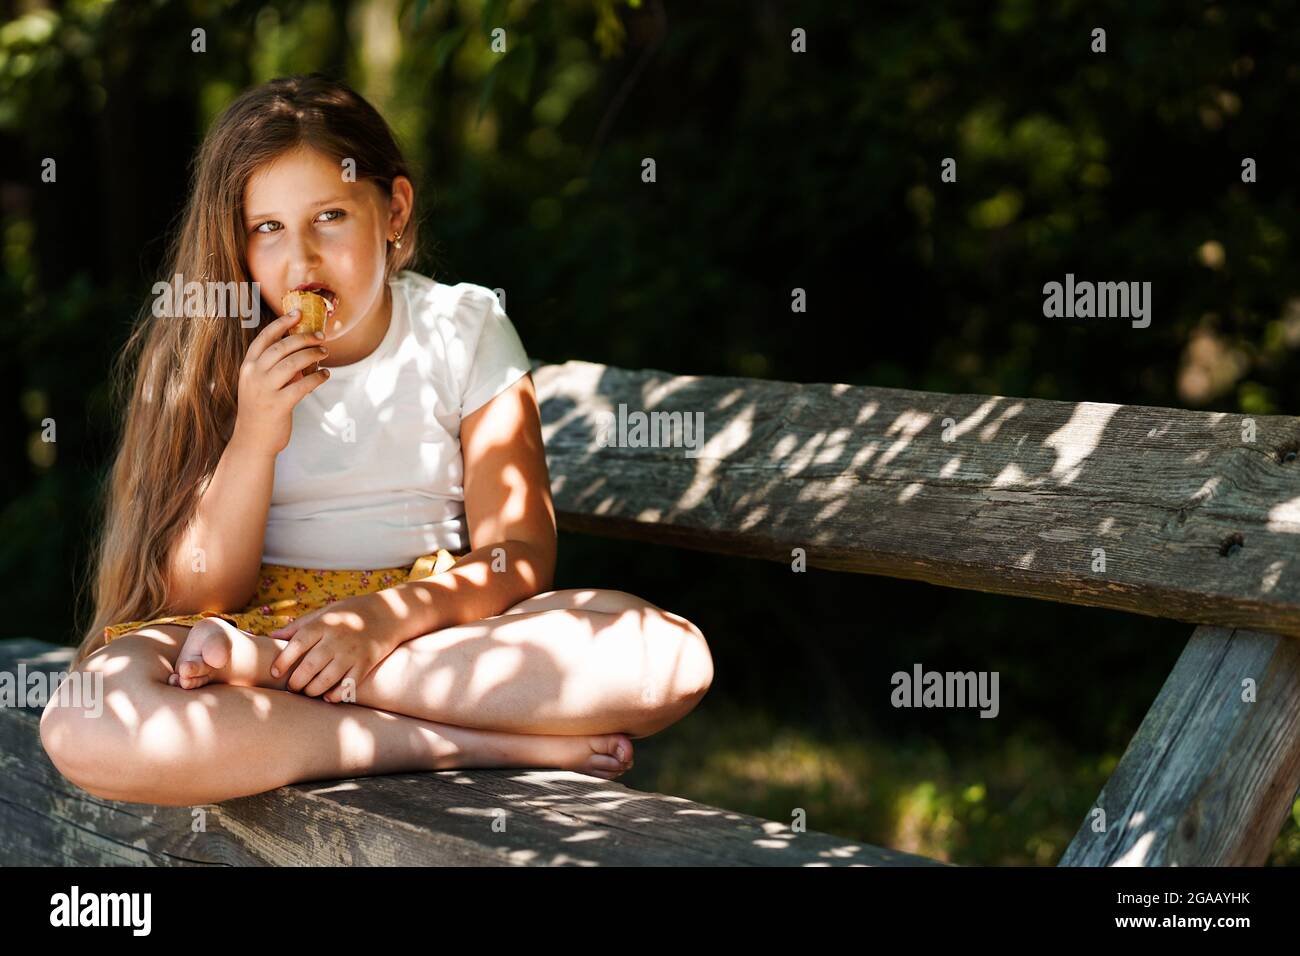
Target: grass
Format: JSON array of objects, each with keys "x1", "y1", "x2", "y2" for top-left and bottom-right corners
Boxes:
[{"x1": 623, "y1": 696, "x2": 1300, "y2": 866}]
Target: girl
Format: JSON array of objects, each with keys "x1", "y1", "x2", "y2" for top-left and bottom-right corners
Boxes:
[{"x1": 40, "y1": 74, "x2": 713, "y2": 807}]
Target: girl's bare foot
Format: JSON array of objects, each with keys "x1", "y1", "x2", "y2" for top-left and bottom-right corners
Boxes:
[
  {"x1": 522, "y1": 732, "x2": 635, "y2": 780},
  {"x1": 169, "y1": 617, "x2": 271, "y2": 690},
  {"x1": 582, "y1": 732, "x2": 635, "y2": 779}
]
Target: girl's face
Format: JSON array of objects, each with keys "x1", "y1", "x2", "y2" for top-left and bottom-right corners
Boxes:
[{"x1": 243, "y1": 145, "x2": 410, "y2": 342}]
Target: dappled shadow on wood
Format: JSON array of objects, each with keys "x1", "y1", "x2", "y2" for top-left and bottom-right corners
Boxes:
[
  {"x1": 534, "y1": 359, "x2": 1300, "y2": 638},
  {"x1": 245, "y1": 766, "x2": 946, "y2": 866}
]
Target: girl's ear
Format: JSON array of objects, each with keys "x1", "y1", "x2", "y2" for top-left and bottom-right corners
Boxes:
[{"x1": 389, "y1": 175, "x2": 415, "y2": 230}]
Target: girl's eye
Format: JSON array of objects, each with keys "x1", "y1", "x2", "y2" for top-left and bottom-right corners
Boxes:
[
  {"x1": 252, "y1": 210, "x2": 340, "y2": 235},
  {"x1": 250, "y1": 210, "x2": 343, "y2": 235}
]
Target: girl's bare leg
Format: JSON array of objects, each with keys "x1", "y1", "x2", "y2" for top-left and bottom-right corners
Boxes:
[
  {"x1": 40, "y1": 624, "x2": 633, "y2": 808},
  {"x1": 176, "y1": 588, "x2": 713, "y2": 737}
]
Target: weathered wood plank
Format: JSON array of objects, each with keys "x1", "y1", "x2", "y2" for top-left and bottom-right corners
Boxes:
[
  {"x1": 1059, "y1": 625, "x2": 1300, "y2": 865},
  {"x1": 2, "y1": 640, "x2": 942, "y2": 867},
  {"x1": 533, "y1": 360, "x2": 1300, "y2": 637}
]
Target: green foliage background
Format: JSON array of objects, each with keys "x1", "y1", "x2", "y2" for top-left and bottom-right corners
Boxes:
[{"x1": 2, "y1": 0, "x2": 1297, "y2": 864}]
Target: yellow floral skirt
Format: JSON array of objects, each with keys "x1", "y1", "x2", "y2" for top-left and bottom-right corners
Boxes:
[{"x1": 102, "y1": 549, "x2": 465, "y2": 645}]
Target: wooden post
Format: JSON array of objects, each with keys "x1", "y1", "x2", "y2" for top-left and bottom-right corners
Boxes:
[{"x1": 1060, "y1": 625, "x2": 1300, "y2": 865}]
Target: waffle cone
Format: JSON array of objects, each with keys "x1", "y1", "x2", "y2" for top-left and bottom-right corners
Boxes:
[{"x1": 281, "y1": 290, "x2": 329, "y2": 336}]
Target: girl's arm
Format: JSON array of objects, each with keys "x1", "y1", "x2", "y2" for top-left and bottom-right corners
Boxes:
[
  {"x1": 162, "y1": 430, "x2": 279, "y2": 615},
  {"x1": 164, "y1": 311, "x2": 328, "y2": 614},
  {"x1": 378, "y1": 372, "x2": 557, "y2": 639}
]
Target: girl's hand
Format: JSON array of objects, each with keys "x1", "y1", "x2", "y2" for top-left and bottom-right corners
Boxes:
[
  {"x1": 268, "y1": 592, "x2": 407, "y2": 702},
  {"x1": 231, "y1": 310, "x2": 332, "y2": 455}
]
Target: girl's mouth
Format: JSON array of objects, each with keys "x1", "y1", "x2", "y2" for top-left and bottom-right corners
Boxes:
[{"x1": 293, "y1": 284, "x2": 338, "y2": 317}]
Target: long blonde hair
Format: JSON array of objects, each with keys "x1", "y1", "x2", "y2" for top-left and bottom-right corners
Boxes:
[{"x1": 73, "y1": 74, "x2": 420, "y2": 667}]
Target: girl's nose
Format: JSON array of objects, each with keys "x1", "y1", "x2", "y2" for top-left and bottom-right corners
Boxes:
[{"x1": 288, "y1": 229, "x2": 322, "y2": 266}]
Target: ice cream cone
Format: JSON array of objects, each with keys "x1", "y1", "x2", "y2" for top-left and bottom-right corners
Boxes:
[
  {"x1": 281, "y1": 290, "x2": 329, "y2": 336},
  {"x1": 281, "y1": 290, "x2": 331, "y2": 377}
]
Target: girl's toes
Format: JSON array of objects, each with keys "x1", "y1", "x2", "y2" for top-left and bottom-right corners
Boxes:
[
  {"x1": 173, "y1": 626, "x2": 233, "y2": 688},
  {"x1": 607, "y1": 733, "x2": 634, "y2": 767},
  {"x1": 172, "y1": 666, "x2": 210, "y2": 689},
  {"x1": 587, "y1": 733, "x2": 634, "y2": 776},
  {"x1": 586, "y1": 754, "x2": 625, "y2": 777},
  {"x1": 177, "y1": 657, "x2": 208, "y2": 679},
  {"x1": 200, "y1": 632, "x2": 232, "y2": 670}
]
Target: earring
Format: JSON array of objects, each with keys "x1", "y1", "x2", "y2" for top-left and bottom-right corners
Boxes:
[{"x1": 389, "y1": 230, "x2": 404, "y2": 250}]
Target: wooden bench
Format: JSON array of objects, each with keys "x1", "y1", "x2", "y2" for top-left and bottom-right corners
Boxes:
[
  {"x1": 0, "y1": 635, "x2": 934, "y2": 865},
  {"x1": 4, "y1": 358, "x2": 1299, "y2": 865}
]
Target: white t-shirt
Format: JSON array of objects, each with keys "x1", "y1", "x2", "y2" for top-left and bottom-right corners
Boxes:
[{"x1": 261, "y1": 270, "x2": 532, "y2": 569}]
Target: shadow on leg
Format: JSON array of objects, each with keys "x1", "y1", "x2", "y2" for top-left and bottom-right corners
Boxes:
[
  {"x1": 39, "y1": 623, "x2": 633, "y2": 805},
  {"x1": 368, "y1": 588, "x2": 714, "y2": 738}
]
